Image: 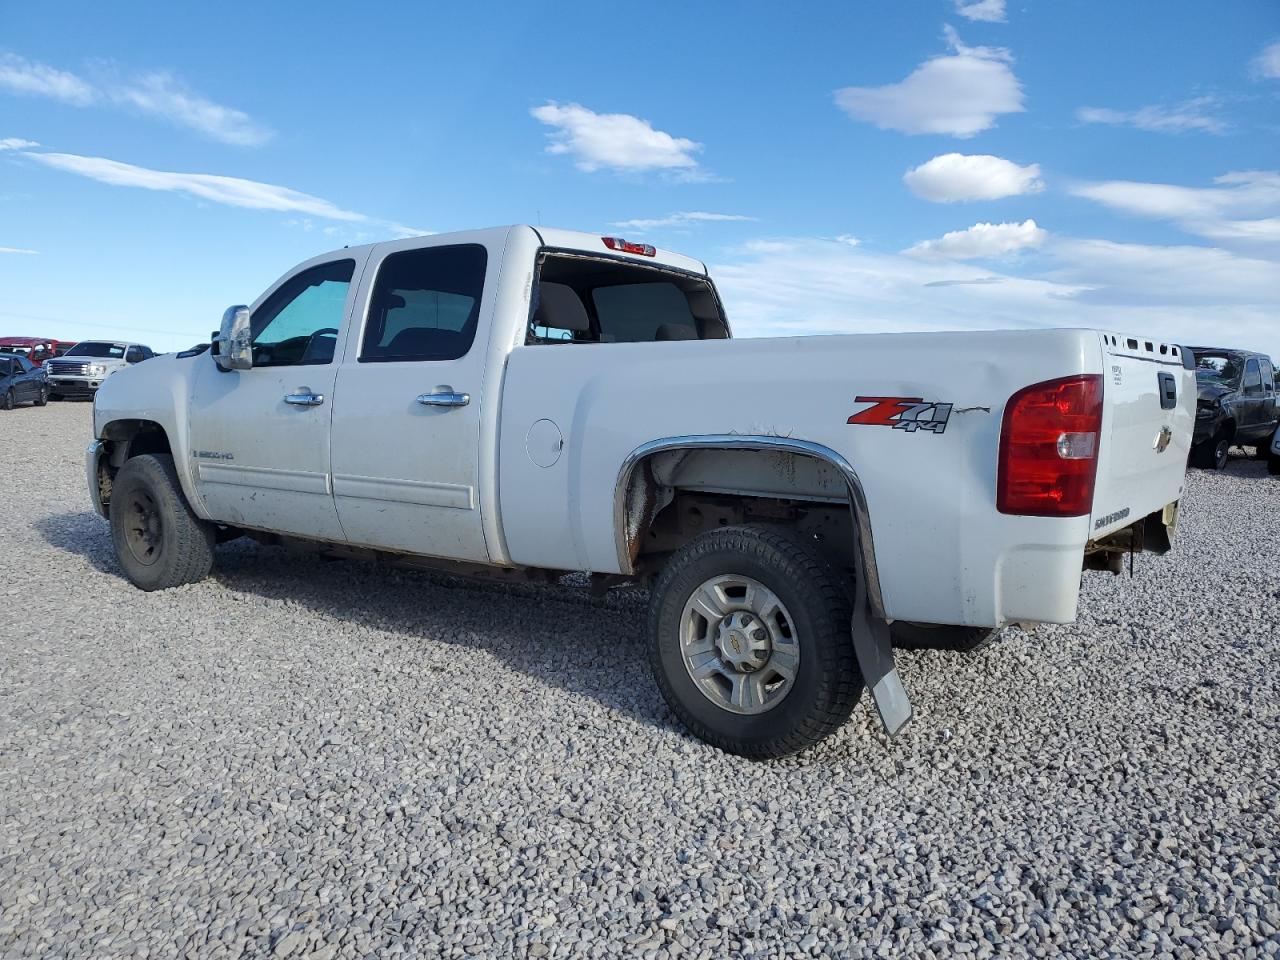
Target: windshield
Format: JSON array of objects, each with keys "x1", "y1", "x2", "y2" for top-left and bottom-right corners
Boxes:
[
  {"x1": 66, "y1": 342, "x2": 127, "y2": 359},
  {"x1": 1194, "y1": 354, "x2": 1242, "y2": 386}
]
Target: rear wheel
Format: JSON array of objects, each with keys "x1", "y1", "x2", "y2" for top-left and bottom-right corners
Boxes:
[
  {"x1": 891, "y1": 622, "x2": 997, "y2": 653},
  {"x1": 109, "y1": 454, "x2": 215, "y2": 591},
  {"x1": 647, "y1": 525, "x2": 863, "y2": 759}
]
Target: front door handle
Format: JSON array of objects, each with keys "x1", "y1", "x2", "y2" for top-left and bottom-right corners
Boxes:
[
  {"x1": 284, "y1": 389, "x2": 325, "y2": 407},
  {"x1": 416, "y1": 388, "x2": 470, "y2": 408}
]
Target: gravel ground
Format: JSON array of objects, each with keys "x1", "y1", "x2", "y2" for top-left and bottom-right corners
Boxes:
[{"x1": 1, "y1": 401, "x2": 1278, "y2": 960}]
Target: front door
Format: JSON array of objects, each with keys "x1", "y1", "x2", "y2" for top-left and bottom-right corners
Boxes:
[
  {"x1": 188, "y1": 254, "x2": 366, "y2": 540},
  {"x1": 329, "y1": 240, "x2": 493, "y2": 562}
]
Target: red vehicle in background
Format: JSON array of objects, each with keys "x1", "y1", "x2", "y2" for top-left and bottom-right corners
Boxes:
[{"x1": 0, "y1": 337, "x2": 73, "y2": 366}]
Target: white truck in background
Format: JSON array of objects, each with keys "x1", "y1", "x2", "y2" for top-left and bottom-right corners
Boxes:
[{"x1": 87, "y1": 226, "x2": 1195, "y2": 757}]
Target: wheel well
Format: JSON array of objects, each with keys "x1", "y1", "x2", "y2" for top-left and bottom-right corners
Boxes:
[
  {"x1": 101, "y1": 419, "x2": 172, "y2": 459},
  {"x1": 94, "y1": 420, "x2": 173, "y2": 514},
  {"x1": 1217, "y1": 418, "x2": 1236, "y2": 439},
  {"x1": 615, "y1": 441, "x2": 883, "y2": 615}
]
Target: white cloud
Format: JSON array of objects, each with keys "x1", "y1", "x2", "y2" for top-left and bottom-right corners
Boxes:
[
  {"x1": 711, "y1": 235, "x2": 1280, "y2": 361},
  {"x1": 0, "y1": 54, "x2": 271, "y2": 145},
  {"x1": 905, "y1": 219, "x2": 1046, "y2": 260},
  {"x1": 531, "y1": 102, "x2": 702, "y2": 174},
  {"x1": 1071, "y1": 170, "x2": 1280, "y2": 246},
  {"x1": 0, "y1": 53, "x2": 95, "y2": 105},
  {"x1": 904, "y1": 153, "x2": 1044, "y2": 202},
  {"x1": 834, "y1": 27, "x2": 1024, "y2": 137},
  {"x1": 0, "y1": 137, "x2": 39, "y2": 151},
  {"x1": 955, "y1": 0, "x2": 1006, "y2": 22},
  {"x1": 1251, "y1": 40, "x2": 1280, "y2": 79},
  {"x1": 24, "y1": 150, "x2": 424, "y2": 238},
  {"x1": 112, "y1": 72, "x2": 271, "y2": 146},
  {"x1": 830, "y1": 234, "x2": 861, "y2": 247},
  {"x1": 0, "y1": 246, "x2": 39, "y2": 254},
  {"x1": 611, "y1": 211, "x2": 755, "y2": 231},
  {"x1": 1076, "y1": 97, "x2": 1226, "y2": 134}
]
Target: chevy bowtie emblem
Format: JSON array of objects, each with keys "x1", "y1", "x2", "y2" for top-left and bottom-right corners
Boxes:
[{"x1": 1154, "y1": 426, "x2": 1172, "y2": 453}]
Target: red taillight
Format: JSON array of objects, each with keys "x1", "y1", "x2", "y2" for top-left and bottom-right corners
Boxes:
[
  {"x1": 602, "y1": 236, "x2": 656, "y2": 257},
  {"x1": 997, "y1": 374, "x2": 1103, "y2": 517}
]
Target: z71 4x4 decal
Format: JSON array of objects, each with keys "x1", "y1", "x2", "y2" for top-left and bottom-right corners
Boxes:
[{"x1": 847, "y1": 396, "x2": 953, "y2": 435}]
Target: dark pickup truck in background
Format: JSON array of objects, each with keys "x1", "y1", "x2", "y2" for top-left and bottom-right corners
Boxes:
[{"x1": 1189, "y1": 347, "x2": 1279, "y2": 470}]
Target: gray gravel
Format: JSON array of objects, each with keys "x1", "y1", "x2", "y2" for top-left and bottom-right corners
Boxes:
[{"x1": 2, "y1": 401, "x2": 1279, "y2": 959}]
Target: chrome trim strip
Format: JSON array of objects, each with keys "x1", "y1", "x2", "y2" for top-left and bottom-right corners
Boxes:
[
  {"x1": 612, "y1": 435, "x2": 885, "y2": 618},
  {"x1": 85, "y1": 440, "x2": 107, "y2": 519}
]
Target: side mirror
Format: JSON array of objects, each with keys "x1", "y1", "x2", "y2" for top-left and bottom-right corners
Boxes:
[{"x1": 214, "y1": 305, "x2": 252, "y2": 371}]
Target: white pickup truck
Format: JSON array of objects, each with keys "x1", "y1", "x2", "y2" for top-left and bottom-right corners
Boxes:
[{"x1": 88, "y1": 226, "x2": 1196, "y2": 757}]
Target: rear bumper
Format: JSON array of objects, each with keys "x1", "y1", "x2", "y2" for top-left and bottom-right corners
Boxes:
[{"x1": 86, "y1": 440, "x2": 107, "y2": 518}]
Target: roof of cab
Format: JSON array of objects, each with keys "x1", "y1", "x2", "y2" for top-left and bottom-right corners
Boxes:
[{"x1": 358, "y1": 225, "x2": 707, "y2": 276}]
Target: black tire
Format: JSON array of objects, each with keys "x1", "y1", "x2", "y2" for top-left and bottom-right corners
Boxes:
[
  {"x1": 1192, "y1": 429, "x2": 1231, "y2": 470},
  {"x1": 891, "y1": 622, "x2": 997, "y2": 653},
  {"x1": 109, "y1": 454, "x2": 215, "y2": 591},
  {"x1": 1270, "y1": 454, "x2": 1280, "y2": 476},
  {"x1": 1, "y1": 389, "x2": 12, "y2": 411},
  {"x1": 34, "y1": 386, "x2": 48, "y2": 407},
  {"x1": 647, "y1": 525, "x2": 863, "y2": 759}
]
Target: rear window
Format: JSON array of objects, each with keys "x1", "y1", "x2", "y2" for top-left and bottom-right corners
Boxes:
[
  {"x1": 529, "y1": 253, "x2": 727, "y2": 345},
  {"x1": 66, "y1": 342, "x2": 126, "y2": 359},
  {"x1": 592, "y1": 283, "x2": 697, "y2": 342}
]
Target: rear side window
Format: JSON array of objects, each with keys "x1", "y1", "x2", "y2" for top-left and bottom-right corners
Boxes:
[
  {"x1": 1261, "y1": 359, "x2": 1276, "y2": 393},
  {"x1": 360, "y1": 245, "x2": 487, "y2": 362},
  {"x1": 591, "y1": 282, "x2": 697, "y2": 342}
]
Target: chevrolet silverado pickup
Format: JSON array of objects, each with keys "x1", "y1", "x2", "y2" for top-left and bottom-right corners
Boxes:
[{"x1": 87, "y1": 226, "x2": 1196, "y2": 757}]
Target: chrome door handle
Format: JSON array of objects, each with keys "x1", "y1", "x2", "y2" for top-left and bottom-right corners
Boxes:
[
  {"x1": 284, "y1": 389, "x2": 325, "y2": 407},
  {"x1": 416, "y1": 389, "x2": 470, "y2": 408}
]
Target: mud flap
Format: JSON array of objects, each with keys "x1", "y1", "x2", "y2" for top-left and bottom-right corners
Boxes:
[{"x1": 850, "y1": 559, "x2": 912, "y2": 737}]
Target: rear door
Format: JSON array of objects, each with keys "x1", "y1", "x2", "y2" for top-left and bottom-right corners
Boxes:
[
  {"x1": 1239, "y1": 358, "x2": 1266, "y2": 441},
  {"x1": 328, "y1": 238, "x2": 496, "y2": 562},
  {"x1": 1090, "y1": 337, "x2": 1195, "y2": 538},
  {"x1": 1256, "y1": 359, "x2": 1278, "y2": 439}
]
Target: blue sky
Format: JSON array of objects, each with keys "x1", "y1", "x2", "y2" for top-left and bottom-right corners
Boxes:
[{"x1": 3, "y1": 0, "x2": 1279, "y2": 356}]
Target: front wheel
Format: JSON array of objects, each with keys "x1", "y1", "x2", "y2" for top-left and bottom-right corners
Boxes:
[
  {"x1": 2, "y1": 389, "x2": 13, "y2": 411},
  {"x1": 109, "y1": 454, "x2": 216, "y2": 591},
  {"x1": 647, "y1": 525, "x2": 864, "y2": 759},
  {"x1": 1270, "y1": 453, "x2": 1280, "y2": 476},
  {"x1": 35, "y1": 386, "x2": 48, "y2": 406},
  {"x1": 1193, "y1": 430, "x2": 1231, "y2": 470}
]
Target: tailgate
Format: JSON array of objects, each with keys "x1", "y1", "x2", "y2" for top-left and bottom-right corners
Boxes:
[{"x1": 1090, "y1": 334, "x2": 1196, "y2": 538}]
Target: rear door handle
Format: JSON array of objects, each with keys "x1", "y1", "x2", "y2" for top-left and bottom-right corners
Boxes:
[
  {"x1": 416, "y1": 388, "x2": 470, "y2": 408},
  {"x1": 284, "y1": 389, "x2": 325, "y2": 407}
]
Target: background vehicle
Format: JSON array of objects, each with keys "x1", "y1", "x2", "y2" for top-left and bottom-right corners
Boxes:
[
  {"x1": 0, "y1": 337, "x2": 71, "y2": 366},
  {"x1": 1270, "y1": 426, "x2": 1280, "y2": 476},
  {"x1": 86, "y1": 226, "x2": 1196, "y2": 757},
  {"x1": 1189, "y1": 347, "x2": 1279, "y2": 469},
  {"x1": 45, "y1": 341, "x2": 155, "y2": 400},
  {"x1": 0, "y1": 352, "x2": 49, "y2": 409}
]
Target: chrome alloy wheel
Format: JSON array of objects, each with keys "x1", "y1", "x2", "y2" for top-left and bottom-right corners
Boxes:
[{"x1": 679, "y1": 574, "x2": 800, "y2": 715}]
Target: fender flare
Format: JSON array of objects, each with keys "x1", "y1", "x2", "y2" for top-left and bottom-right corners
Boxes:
[{"x1": 612, "y1": 434, "x2": 885, "y2": 619}]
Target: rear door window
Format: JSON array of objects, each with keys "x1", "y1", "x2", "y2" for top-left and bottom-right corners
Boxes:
[{"x1": 360, "y1": 245, "x2": 488, "y2": 362}]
